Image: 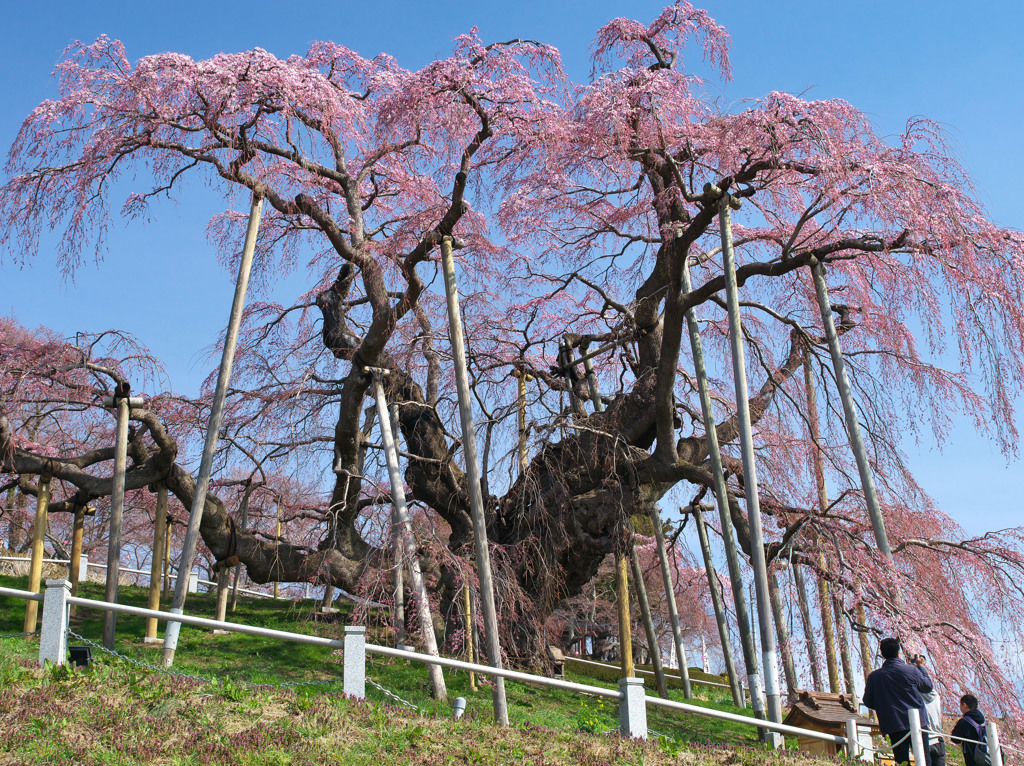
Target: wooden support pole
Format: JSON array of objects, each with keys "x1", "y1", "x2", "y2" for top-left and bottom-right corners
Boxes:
[
  {"x1": 855, "y1": 593, "x2": 873, "y2": 686},
  {"x1": 440, "y1": 236, "x2": 507, "y2": 724},
  {"x1": 580, "y1": 348, "x2": 604, "y2": 413},
  {"x1": 389, "y1": 402, "x2": 405, "y2": 645},
  {"x1": 229, "y1": 484, "x2": 251, "y2": 613},
  {"x1": 162, "y1": 515, "x2": 171, "y2": 598},
  {"x1": 68, "y1": 503, "x2": 88, "y2": 618},
  {"x1": 694, "y1": 509, "x2": 744, "y2": 706},
  {"x1": 214, "y1": 567, "x2": 230, "y2": 625},
  {"x1": 792, "y1": 563, "x2": 824, "y2": 691},
  {"x1": 681, "y1": 257, "x2": 757, "y2": 713},
  {"x1": 834, "y1": 593, "x2": 857, "y2": 696},
  {"x1": 716, "y1": 189, "x2": 783, "y2": 728},
  {"x1": 145, "y1": 485, "x2": 168, "y2": 641},
  {"x1": 163, "y1": 195, "x2": 263, "y2": 667},
  {"x1": 23, "y1": 475, "x2": 50, "y2": 633},
  {"x1": 512, "y1": 370, "x2": 530, "y2": 475},
  {"x1": 767, "y1": 567, "x2": 798, "y2": 698},
  {"x1": 629, "y1": 544, "x2": 668, "y2": 698},
  {"x1": 802, "y1": 347, "x2": 842, "y2": 693},
  {"x1": 464, "y1": 580, "x2": 477, "y2": 691},
  {"x1": 615, "y1": 550, "x2": 634, "y2": 679},
  {"x1": 810, "y1": 261, "x2": 892, "y2": 559},
  {"x1": 103, "y1": 391, "x2": 135, "y2": 650},
  {"x1": 650, "y1": 509, "x2": 693, "y2": 698},
  {"x1": 369, "y1": 370, "x2": 448, "y2": 701}
]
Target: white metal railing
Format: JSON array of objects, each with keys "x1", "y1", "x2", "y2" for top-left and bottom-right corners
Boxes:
[{"x1": 10, "y1": 579, "x2": 1000, "y2": 757}]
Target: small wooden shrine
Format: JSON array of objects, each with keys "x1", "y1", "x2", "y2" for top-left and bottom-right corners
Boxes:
[{"x1": 783, "y1": 690, "x2": 880, "y2": 758}]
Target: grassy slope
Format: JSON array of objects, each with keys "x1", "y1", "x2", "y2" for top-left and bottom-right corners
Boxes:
[{"x1": 1, "y1": 574, "x2": 828, "y2": 765}]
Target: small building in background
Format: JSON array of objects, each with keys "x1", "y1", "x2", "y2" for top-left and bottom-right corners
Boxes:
[{"x1": 783, "y1": 690, "x2": 879, "y2": 760}]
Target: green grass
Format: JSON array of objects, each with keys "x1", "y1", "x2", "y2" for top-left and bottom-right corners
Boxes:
[{"x1": 1, "y1": 574, "x2": 828, "y2": 765}]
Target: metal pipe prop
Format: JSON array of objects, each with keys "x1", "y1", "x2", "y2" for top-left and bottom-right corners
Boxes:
[
  {"x1": 163, "y1": 194, "x2": 263, "y2": 666},
  {"x1": 680, "y1": 255, "x2": 757, "y2": 712},
  {"x1": 439, "y1": 236, "x2": 509, "y2": 726},
  {"x1": 368, "y1": 369, "x2": 448, "y2": 702},
  {"x1": 809, "y1": 260, "x2": 893, "y2": 559},
  {"x1": 717, "y1": 189, "x2": 783, "y2": 727}
]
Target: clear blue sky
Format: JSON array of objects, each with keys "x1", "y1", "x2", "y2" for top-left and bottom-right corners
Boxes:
[{"x1": 1, "y1": 1, "x2": 1021, "y2": 534}]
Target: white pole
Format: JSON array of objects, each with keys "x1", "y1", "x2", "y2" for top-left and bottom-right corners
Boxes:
[
  {"x1": 163, "y1": 195, "x2": 263, "y2": 666},
  {"x1": 716, "y1": 189, "x2": 783, "y2": 730},
  {"x1": 987, "y1": 720, "x2": 1003, "y2": 766},
  {"x1": 809, "y1": 261, "x2": 893, "y2": 559},
  {"x1": 908, "y1": 708, "x2": 927, "y2": 766},
  {"x1": 368, "y1": 370, "x2": 447, "y2": 701},
  {"x1": 439, "y1": 236, "x2": 510, "y2": 726}
]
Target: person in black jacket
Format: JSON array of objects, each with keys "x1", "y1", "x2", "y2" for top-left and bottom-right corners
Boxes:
[
  {"x1": 951, "y1": 694, "x2": 987, "y2": 765},
  {"x1": 863, "y1": 637, "x2": 933, "y2": 766}
]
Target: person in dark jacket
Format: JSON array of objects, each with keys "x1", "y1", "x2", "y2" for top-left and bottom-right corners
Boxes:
[
  {"x1": 951, "y1": 694, "x2": 987, "y2": 765},
  {"x1": 863, "y1": 637, "x2": 933, "y2": 766}
]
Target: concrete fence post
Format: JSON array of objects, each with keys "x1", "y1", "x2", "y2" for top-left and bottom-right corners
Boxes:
[
  {"x1": 39, "y1": 579, "x2": 71, "y2": 667},
  {"x1": 909, "y1": 708, "x2": 926, "y2": 766},
  {"x1": 987, "y1": 720, "x2": 1003, "y2": 766},
  {"x1": 344, "y1": 626, "x2": 366, "y2": 700},
  {"x1": 188, "y1": 571, "x2": 198, "y2": 594},
  {"x1": 618, "y1": 676, "x2": 647, "y2": 739},
  {"x1": 79, "y1": 555, "x2": 89, "y2": 583}
]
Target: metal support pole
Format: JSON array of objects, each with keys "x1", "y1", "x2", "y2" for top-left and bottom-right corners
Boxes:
[
  {"x1": 694, "y1": 509, "x2": 744, "y2": 706},
  {"x1": 273, "y1": 506, "x2": 281, "y2": 600},
  {"x1": 810, "y1": 261, "x2": 892, "y2": 559},
  {"x1": 717, "y1": 189, "x2": 783, "y2": 729},
  {"x1": 24, "y1": 475, "x2": 51, "y2": 633},
  {"x1": 369, "y1": 370, "x2": 447, "y2": 701},
  {"x1": 987, "y1": 720, "x2": 1003, "y2": 766},
  {"x1": 163, "y1": 194, "x2": 263, "y2": 667},
  {"x1": 629, "y1": 544, "x2": 668, "y2": 698},
  {"x1": 845, "y1": 718, "x2": 862, "y2": 759},
  {"x1": 649, "y1": 509, "x2": 693, "y2": 698},
  {"x1": 102, "y1": 392, "x2": 135, "y2": 649},
  {"x1": 439, "y1": 236, "x2": 508, "y2": 725},
  {"x1": 909, "y1": 708, "x2": 927, "y2": 766},
  {"x1": 145, "y1": 484, "x2": 168, "y2": 642},
  {"x1": 681, "y1": 256, "x2": 758, "y2": 713}
]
